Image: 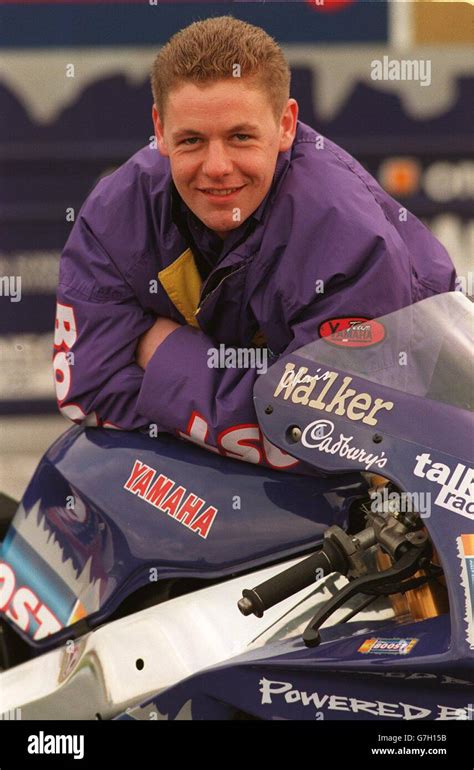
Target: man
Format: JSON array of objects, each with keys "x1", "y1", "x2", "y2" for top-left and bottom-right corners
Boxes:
[{"x1": 54, "y1": 16, "x2": 456, "y2": 470}]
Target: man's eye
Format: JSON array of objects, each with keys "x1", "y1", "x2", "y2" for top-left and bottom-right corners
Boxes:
[{"x1": 179, "y1": 134, "x2": 250, "y2": 146}]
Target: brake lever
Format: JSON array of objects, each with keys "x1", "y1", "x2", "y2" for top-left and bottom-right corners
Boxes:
[{"x1": 302, "y1": 540, "x2": 431, "y2": 647}]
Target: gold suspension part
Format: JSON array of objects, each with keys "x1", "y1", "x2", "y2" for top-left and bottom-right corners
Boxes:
[
  {"x1": 366, "y1": 473, "x2": 449, "y2": 621},
  {"x1": 376, "y1": 548, "x2": 448, "y2": 621}
]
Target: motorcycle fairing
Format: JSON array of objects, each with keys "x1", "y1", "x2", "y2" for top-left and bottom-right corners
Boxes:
[
  {"x1": 254, "y1": 295, "x2": 474, "y2": 658},
  {"x1": 0, "y1": 426, "x2": 364, "y2": 646},
  {"x1": 118, "y1": 614, "x2": 474, "y2": 721}
]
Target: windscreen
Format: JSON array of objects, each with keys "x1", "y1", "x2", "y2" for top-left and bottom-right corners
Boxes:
[{"x1": 292, "y1": 292, "x2": 473, "y2": 412}]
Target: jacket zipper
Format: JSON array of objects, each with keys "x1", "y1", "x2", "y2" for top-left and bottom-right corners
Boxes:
[{"x1": 197, "y1": 263, "x2": 248, "y2": 314}]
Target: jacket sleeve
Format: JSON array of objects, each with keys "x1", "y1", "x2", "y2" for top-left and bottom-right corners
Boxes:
[
  {"x1": 136, "y1": 323, "x2": 302, "y2": 469},
  {"x1": 54, "y1": 215, "x2": 158, "y2": 430}
]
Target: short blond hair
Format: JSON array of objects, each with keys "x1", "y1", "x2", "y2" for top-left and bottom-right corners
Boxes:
[{"x1": 151, "y1": 16, "x2": 291, "y2": 125}]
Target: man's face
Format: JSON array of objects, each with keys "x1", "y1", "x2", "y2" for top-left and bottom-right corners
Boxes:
[{"x1": 153, "y1": 78, "x2": 298, "y2": 239}]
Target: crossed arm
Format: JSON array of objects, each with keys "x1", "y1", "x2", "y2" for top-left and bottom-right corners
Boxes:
[{"x1": 135, "y1": 316, "x2": 182, "y2": 370}]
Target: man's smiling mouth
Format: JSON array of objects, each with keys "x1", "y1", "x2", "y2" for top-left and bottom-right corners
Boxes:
[{"x1": 199, "y1": 185, "x2": 245, "y2": 197}]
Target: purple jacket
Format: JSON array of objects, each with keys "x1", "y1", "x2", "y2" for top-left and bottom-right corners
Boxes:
[{"x1": 54, "y1": 120, "x2": 456, "y2": 470}]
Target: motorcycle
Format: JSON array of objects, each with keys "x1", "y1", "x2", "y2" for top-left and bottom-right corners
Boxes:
[{"x1": 0, "y1": 291, "x2": 472, "y2": 721}]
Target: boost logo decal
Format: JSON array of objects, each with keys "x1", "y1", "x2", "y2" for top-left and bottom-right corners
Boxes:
[
  {"x1": 0, "y1": 561, "x2": 62, "y2": 640},
  {"x1": 358, "y1": 637, "x2": 418, "y2": 656},
  {"x1": 319, "y1": 317, "x2": 385, "y2": 348}
]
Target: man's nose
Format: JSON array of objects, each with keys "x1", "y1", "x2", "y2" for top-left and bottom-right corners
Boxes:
[{"x1": 201, "y1": 141, "x2": 233, "y2": 178}]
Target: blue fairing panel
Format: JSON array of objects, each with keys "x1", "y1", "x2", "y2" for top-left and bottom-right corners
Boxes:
[{"x1": 0, "y1": 426, "x2": 364, "y2": 644}]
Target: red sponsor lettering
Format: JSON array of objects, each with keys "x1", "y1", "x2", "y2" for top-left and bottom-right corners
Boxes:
[
  {"x1": 124, "y1": 460, "x2": 152, "y2": 491},
  {"x1": 175, "y1": 493, "x2": 205, "y2": 525},
  {"x1": 188, "y1": 506, "x2": 218, "y2": 539},
  {"x1": 179, "y1": 411, "x2": 298, "y2": 469},
  {"x1": 145, "y1": 474, "x2": 174, "y2": 507},
  {"x1": 123, "y1": 461, "x2": 219, "y2": 537},
  {"x1": 319, "y1": 317, "x2": 385, "y2": 348},
  {"x1": 160, "y1": 486, "x2": 186, "y2": 517},
  {"x1": 130, "y1": 468, "x2": 155, "y2": 497}
]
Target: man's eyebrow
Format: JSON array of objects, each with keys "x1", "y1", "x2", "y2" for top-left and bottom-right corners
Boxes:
[{"x1": 172, "y1": 123, "x2": 260, "y2": 140}]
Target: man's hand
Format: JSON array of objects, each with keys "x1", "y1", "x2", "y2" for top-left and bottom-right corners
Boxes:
[{"x1": 136, "y1": 316, "x2": 181, "y2": 370}]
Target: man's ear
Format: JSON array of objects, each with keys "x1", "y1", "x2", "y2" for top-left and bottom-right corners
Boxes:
[
  {"x1": 278, "y1": 98, "x2": 299, "y2": 153},
  {"x1": 152, "y1": 105, "x2": 169, "y2": 156}
]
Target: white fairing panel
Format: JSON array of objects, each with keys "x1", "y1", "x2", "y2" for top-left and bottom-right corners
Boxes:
[{"x1": 0, "y1": 558, "x2": 393, "y2": 720}]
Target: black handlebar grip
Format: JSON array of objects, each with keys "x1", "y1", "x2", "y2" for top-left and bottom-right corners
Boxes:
[{"x1": 238, "y1": 539, "x2": 347, "y2": 617}]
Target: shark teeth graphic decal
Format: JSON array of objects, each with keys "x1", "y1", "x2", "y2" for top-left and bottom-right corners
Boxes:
[{"x1": 7, "y1": 500, "x2": 103, "y2": 616}]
